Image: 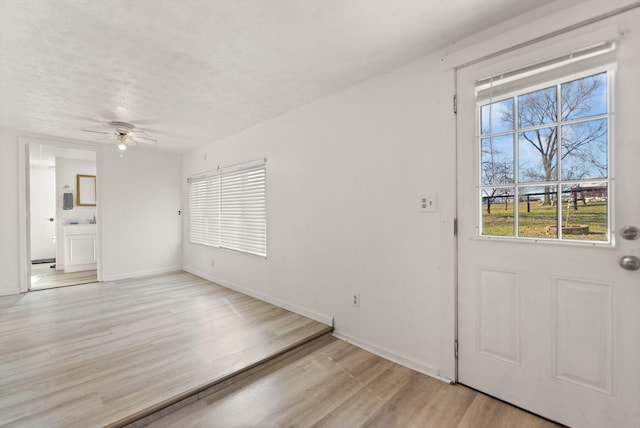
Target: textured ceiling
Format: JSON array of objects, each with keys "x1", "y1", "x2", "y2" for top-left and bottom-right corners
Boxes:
[
  {"x1": 0, "y1": 0, "x2": 570, "y2": 153},
  {"x1": 29, "y1": 144, "x2": 96, "y2": 168}
]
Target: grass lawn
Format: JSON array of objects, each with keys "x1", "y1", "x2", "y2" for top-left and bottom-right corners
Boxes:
[{"x1": 482, "y1": 201, "x2": 608, "y2": 241}]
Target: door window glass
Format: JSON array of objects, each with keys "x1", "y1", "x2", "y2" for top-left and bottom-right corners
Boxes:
[{"x1": 479, "y1": 72, "x2": 611, "y2": 242}]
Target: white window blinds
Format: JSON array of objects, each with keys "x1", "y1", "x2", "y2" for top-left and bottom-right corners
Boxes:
[
  {"x1": 475, "y1": 41, "x2": 616, "y2": 101},
  {"x1": 188, "y1": 159, "x2": 266, "y2": 257}
]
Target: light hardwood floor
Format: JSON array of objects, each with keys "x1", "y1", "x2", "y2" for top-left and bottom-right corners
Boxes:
[
  {"x1": 0, "y1": 272, "x2": 331, "y2": 427},
  {"x1": 2, "y1": 271, "x2": 562, "y2": 428},
  {"x1": 149, "y1": 335, "x2": 563, "y2": 428},
  {"x1": 30, "y1": 263, "x2": 98, "y2": 290}
]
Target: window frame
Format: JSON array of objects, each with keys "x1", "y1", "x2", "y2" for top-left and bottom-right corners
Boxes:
[{"x1": 475, "y1": 65, "x2": 615, "y2": 245}]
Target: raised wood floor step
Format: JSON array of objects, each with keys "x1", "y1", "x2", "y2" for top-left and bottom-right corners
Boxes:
[
  {"x1": 116, "y1": 326, "x2": 334, "y2": 428},
  {"x1": 0, "y1": 272, "x2": 333, "y2": 427}
]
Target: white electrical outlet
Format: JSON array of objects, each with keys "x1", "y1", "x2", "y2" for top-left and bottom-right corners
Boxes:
[
  {"x1": 419, "y1": 195, "x2": 437, "y2": 213},
  {"x1": 352, "y1": 292, "x2": 360, "y2": 307}
]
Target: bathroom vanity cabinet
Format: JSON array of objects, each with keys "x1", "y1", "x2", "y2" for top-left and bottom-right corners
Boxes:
[{"x1": 63, "y1": 224, "x2": 97, "y2": 273}]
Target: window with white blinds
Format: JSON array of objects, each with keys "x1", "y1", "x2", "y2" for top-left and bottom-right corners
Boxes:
[{"x1": 188, "y1": 159, "x2": 266, "y2": 257}]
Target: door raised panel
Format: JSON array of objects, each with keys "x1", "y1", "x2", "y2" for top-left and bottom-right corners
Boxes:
[
  {"x1": 478, "y1": 268, "x2": 521, "y2": 366},
  {"x1": 553, "y1": 277, "x2": 613, "y2": 395}
]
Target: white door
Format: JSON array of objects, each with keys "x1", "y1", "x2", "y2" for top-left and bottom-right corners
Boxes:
[
  {"x1": 456, "y1": 14, "x2": 640, "y2": 428},
  {"x1": 29, "y1": 165, "x2": 57, "y2": 261}
]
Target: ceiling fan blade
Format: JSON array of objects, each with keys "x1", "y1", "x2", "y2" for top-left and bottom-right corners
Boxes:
[
  {"x1": 81, "y1": 128, "x2": 110, "y2": 134},
  {"x1": 96, "y1": 135, "x2": 116, "y2": 141},
  {"x1": 130, "y1": 135, "x2": 157, "y2": 144}
]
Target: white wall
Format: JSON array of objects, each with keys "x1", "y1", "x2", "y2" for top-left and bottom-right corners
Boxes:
[
  {"x1": 182, "y1": 0, "x2": 640, "y2": 382},
  {"x1": 182, "y1": 53, "x2": 457, "y2": 379},
  {"x1": 100, "y1": 146, "x2": 183, "y2": 281},
  {"x1": 55, "y1": 157, "x2": 97, "y2": 224},
  {"x1": 0, "y1": 128, "x2": 21, "y2": 295},
  {"x1": 55, "y1": 157, "x2": 97, "y2": 270}
]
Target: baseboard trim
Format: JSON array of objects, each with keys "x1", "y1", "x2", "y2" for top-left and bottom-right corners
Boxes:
[
  {"x1": 0, "y1": 287, "x2": 22, "y2": 297},
  {"x1": 183, "y1": 266, "x2": 333, "y2": 327},
  {"x1": 332, "y1": 330, "x2": 453, "y2": 384},
  {"x1": 102, "y1": 266, "x2": 183, "y2": 282}
]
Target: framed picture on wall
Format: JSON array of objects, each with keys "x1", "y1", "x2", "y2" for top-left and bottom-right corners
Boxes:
[{"x1": 76, "y1": 174, "x2": 96, "y2": 206}]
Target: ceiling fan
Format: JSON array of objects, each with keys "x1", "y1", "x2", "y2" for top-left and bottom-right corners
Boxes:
[{"x1": 81, "y1": 121, "x2": 157, "y2": 152}]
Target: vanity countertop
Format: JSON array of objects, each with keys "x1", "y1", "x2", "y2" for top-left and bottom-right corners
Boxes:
[{"x1": 63, "y1": 224, "x2": 97, "y2": 235}]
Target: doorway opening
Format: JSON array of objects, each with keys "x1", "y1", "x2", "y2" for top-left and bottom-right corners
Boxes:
[{"x1": 28, "y1": 143, "x2": 98, "y2": 290}]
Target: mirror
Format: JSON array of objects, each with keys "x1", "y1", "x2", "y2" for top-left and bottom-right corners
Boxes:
[{"x1": 76, "y1": 174, "x2": 96, "y2": 206}]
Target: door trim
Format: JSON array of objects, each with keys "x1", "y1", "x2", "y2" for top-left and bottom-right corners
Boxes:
[
  {"x1": 449, "y1": 0, "x2": 640, "y2": 384},
  {"x1": 18, "y1": 136, "x2": 103, "y2": 292}
]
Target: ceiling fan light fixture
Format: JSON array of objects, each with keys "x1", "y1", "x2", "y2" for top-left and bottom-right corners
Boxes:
[
  {"x1": 81, "y1": 120, "x2": 157, "y2": 150},
  {"x1": 117, "y1": 135, "x2": 127, "y2": 151}
]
